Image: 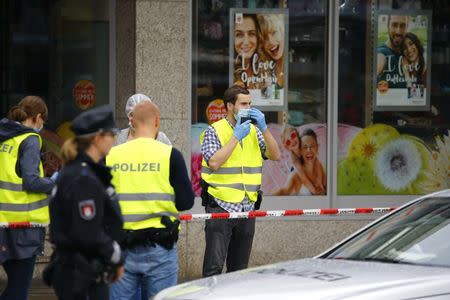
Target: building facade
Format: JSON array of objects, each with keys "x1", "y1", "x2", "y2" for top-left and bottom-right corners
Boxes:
[{"x1": 1, "y1": 0, "x2": 449, "y2": 279}]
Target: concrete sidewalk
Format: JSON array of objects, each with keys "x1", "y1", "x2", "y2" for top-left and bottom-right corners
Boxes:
[
  {"x1": 0, "y1": 280, "x2": 57, "y2": 300},
  {"x1": 28, "y1": 280, "x2": 57, "y2": 300}
]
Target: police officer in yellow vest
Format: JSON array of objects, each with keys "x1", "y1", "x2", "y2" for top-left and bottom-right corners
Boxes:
[
  {"x1": 107, "y1": 101, "x2": 194, "y2": 299},
  {"x1": 0, "y1": 96, "x2": 57, "y2": 300},
  {"x1": 200, "y1": 85, "x2": 280, "y2": 277}
]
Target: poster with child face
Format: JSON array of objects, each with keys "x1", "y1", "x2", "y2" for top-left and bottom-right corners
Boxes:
[{"x1": 229, "y1": 9, "x2": 288, "y2": 111}]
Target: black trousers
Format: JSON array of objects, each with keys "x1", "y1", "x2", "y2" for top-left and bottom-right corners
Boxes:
[
  {"x1": 202, "y1": 205, "x2": 256, "y2": 277},
  {"x1": 0, "y1": 256, "x2": 36, "y2": 300},
  {"x1": 51, "y1": 264, "x2": 109, "y2": 300}
]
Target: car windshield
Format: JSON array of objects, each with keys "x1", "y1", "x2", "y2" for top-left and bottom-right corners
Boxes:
[{"x1": 324, "y1": 196, "x2": 450, "y2": 267}]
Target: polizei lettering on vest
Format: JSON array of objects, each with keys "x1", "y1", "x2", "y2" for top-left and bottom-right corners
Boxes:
[
  {"x1": 0, "y1": 143, "x2": 14, "y2": 154},
  {"x1": 112, "y1": 162, "x2": 161, "y2": 172}
]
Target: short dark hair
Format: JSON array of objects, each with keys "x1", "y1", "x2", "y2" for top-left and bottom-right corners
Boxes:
[
  {"x1": 300, "y1": 128, "x2": 317, "y2": 141},
  {"x1": 387, "y1": 15, "x2": 408, "y2": 28},
  {"x1": 223, "y1": 85, "x2": 250, "y2": 107}
]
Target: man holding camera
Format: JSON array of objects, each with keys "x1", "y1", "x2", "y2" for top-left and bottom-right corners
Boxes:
[
  {"x1": 200, "y1": 85, "x2": 280, "y2": 277},
  {"x1": 106, "y1": 101, "x2": 194, "y2": 299}
]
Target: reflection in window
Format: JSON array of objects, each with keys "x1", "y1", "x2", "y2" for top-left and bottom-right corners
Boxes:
[
  {"x1": 0, "y1": 0, "x2": 110, "y2": 176},
  {"x1": 326, "y1": 197, "x2": 450, "y2": 267},
  {"x1": 191, "y1": 0, "x2": 328, "y2": 196},
  {"x1": 337, "y1": 1, "x2": 450, "y2": 196}
]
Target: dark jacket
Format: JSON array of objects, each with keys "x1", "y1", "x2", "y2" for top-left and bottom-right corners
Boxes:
[
  {"x1": 0, "y1": 118, "x2": 55, "y2": 263},
  {"x1": 169, "y1": 147, "x2": 195, "y2": 211},
  {"x1": 49, "y1": 153, "x2": 124, "y2": 263}
]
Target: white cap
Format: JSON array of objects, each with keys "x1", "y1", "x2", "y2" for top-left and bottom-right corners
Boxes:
[{"x1": 125, "y1": 93, "x2": 153, "y2": 117}]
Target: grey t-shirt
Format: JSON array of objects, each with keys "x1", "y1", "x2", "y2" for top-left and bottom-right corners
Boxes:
[{"x1": 115, "y1": 127, "x2": 172, "y2": 146}]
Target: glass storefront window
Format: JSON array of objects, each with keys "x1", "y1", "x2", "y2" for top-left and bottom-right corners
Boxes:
[
  {"x1": 1, "y1": 0, "x2": 110, "y2": 175},
  {"x1": 337, "y1": 0, "x2": 450, "y2": 196},
  {"x1": 191, "y1": 0, "x2": 328, "y2": 197}
]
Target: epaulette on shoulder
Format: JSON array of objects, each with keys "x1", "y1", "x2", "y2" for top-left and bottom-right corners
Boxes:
[{"x1": 80, "y1": 162, "x2": 90, "y2": 176}]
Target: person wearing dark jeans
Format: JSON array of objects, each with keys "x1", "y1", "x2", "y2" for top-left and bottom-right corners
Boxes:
[
  {"x1": 0, "y1": 256, "x2": 36, "y2": 300},
  {"x1": 200, "y1": 85, "x2": 280, "y2": 277},
  {"x1": 107, "y1": 101, "x2": 194, "y2": 299},
  {"x1": 0, "y1": 96, "x2": 56, "y2": 300},
  {"x1": 203, "y1": 205, "x2": 256, "y2": 275}
]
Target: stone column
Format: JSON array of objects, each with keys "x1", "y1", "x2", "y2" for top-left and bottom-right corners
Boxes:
[{"x1": 135, "y1": 0, "x2": 191, "y2": 158}]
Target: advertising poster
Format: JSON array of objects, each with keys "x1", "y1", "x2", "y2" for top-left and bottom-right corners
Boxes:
[
  {"x1": 337, "y1": 123, "x2": 449, "y2": 195},
  {"x1": 374, "y1": 11, "x2": 432, "y2": 111},
  {"x1": 261, "y1": 123, "x2": 327, "y2": 196},
  {"x1": 229, "y1": 9, "x2": 288, "y2": 111},
  {"x1": 191, "y1": 123, "x2": 327, "y2": 197}
]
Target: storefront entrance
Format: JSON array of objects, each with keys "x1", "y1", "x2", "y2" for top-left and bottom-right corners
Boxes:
[{"x1": 0, "y1": 0, "x2": 111, "y2": 174}]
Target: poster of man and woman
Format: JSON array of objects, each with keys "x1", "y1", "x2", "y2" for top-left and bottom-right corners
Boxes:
[
  {"x1": 374, "y1": 11, "x2": 432, "y2": 110},
  {"x1": 229, "y1": 9, "x2": 288, "y2": 110}
]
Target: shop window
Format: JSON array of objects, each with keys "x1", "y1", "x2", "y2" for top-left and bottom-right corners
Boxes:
[
  {"x1": 0, "y1": 0, "x2": 110, "y2": 175},
  {"x1": 191, "y1": 0, "x2": 328, "y2": 197},
  {"x1": 337, "y1": 0, "x2": 450, "y2": 195}
]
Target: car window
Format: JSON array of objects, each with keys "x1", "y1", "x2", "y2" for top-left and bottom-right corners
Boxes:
[{"x1": 324, "y1": 196, "x2": 450, "y2": 267}]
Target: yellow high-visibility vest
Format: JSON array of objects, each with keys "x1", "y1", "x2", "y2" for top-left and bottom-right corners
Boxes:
[
  {"x1": 201, "y1": 118, "x2": 263, "y2": 203},
  {"x1": 0, "y1": 132, "x2": 49, "y2": 223},
  {"x1": 106, "y1": 138, "x2": 178, "y2": 230}
]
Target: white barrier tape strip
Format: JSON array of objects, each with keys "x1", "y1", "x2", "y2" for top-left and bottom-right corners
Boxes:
[
  {"x1": 0, "y1": 207, "x2": 397, "y2": 227},
  {"x1": 0, "y1": 222, "x2": 46, "y2": 228},
  {"x1": 179, "y1": 207, "x2": 397, "y2": 221}
]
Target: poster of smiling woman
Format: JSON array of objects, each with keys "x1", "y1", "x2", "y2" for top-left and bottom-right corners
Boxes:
[
  {"x1": 374, "y1": 10, "x2": 432, "y2": 111},
  {"x1": 229, "y1": 9, "x2": 288, "y2": 111}
]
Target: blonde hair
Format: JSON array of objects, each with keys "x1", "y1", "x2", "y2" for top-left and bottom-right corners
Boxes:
[
  {"x1": 280, "y1": 124, "x2": 299, "y2": 144},
  {"x1": 257, "y1": 14, "x2": 284, "y2": 40},
  {"x1": 60, "y1": 136, "x2": 95, "y2": 165}
]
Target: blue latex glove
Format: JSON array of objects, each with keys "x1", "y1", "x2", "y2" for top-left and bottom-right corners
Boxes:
[
  {"x1": 249, "y1": 108, "x2": 267, "y2": 132},
  {"x1": 233, "y1": 117, "x2": 251, "y2": 141},
  {"x1": 50, "y1": 171, "x2": 59, "y2": 182}
]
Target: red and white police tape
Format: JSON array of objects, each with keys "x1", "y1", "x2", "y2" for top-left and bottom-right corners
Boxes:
[
  {"x1": 0, "y1": 207, "x2": 397, "y2": 228},
  {"x1": 179, "y1": 207, "x2": 397, "y2": 221}
]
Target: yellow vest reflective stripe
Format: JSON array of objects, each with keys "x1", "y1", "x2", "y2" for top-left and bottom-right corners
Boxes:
[
  {"x1": 0, "y1": 133, "x2": 49, "y2": 223},
  {"x1": 201, "y1": 118, "x2": 263, "y2": 203},
  {"x1": 117, "y1": 193, "x2": 175, "y2": 201},
  {"x1": 106, "y1": 138, "x2": 178, "y2": 230}
]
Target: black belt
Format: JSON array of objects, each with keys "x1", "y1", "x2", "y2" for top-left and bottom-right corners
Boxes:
[{"x1": 123, "y1": 224, "x2": 179, "y2": 250}]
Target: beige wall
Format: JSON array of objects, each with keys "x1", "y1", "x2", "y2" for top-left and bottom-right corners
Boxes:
[{"x1": 177, "y1": 219, "x2": 371, "y2": 281}]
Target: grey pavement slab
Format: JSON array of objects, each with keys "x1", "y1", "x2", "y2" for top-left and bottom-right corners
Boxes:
[{"x1": 0, "y1": 280, "x2": 57, "y2": 300}]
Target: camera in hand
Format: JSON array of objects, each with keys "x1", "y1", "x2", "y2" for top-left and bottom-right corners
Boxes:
[{"x1": 238, "y1": 109, "x2": 257, "y2": 124}]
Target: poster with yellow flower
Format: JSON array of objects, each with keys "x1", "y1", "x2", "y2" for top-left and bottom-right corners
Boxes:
[{"x1": 338, "y1": 124, "x2": 449, "y2": 195}]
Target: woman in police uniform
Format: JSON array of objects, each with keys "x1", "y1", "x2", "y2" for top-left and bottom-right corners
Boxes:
[
  {"x1": 0, "y1": 96, "x2": 57, "y2": 300},
  {"x1": 47, "y1": 105, "x2": 124, "y2": 300}
]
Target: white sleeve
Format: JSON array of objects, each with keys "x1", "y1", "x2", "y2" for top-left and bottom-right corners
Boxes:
[
  {"x1": 157, "y1": 131, "x2": 172, "y2": 145},
  {"x1": 110, "y1": 240, "x2": 121, "y2": 264}
]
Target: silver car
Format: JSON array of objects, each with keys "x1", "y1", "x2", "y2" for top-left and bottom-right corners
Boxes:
[{"x1": 155, "y1": 189, "x2": 450, "y2": 300}]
